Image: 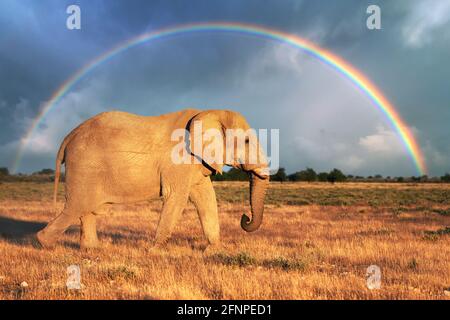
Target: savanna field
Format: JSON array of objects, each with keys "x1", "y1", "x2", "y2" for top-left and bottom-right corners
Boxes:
[{"x1": 0, "y1": 181, "x2": 449, "y2": 300}]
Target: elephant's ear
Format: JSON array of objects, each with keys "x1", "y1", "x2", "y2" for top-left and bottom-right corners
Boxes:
[{"x1": 188, "y1": 111, "x2": 226, "y2": 174}]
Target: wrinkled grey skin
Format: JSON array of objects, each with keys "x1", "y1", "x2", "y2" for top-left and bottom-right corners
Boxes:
[{"x1": 36, "y1": 109, "x2": 269, "y2": 250}]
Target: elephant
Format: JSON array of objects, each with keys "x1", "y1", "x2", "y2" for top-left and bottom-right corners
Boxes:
[{"x1": 36, "y1": 109, "x2": 270, "y2": 250}]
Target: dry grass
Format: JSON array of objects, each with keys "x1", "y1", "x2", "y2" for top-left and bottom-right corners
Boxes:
[{"x1": 0, "y1": 181, "x2": 449, "y2": 300}]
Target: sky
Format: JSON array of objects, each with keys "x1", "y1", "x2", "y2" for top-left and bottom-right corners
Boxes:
[{"x1": 0, "y1": 0, "x2": 449, "y2": 176}]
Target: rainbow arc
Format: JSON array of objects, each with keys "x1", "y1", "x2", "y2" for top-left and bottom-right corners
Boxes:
[{"x1": 13, "y1": 22, "x2": 427, "y2": 175}]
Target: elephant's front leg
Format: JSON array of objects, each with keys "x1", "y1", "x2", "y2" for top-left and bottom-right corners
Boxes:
[
  {"x1": 154, "y1": 188, "x2": 189, "y2": 247},
  {"x1": 189, "y1": 177, "x2": 221, "y2": 251}
]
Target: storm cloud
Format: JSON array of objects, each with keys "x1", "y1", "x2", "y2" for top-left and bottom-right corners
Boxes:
[{"x1": 0, "y1": 0, "x2": 448, "y2": 176}]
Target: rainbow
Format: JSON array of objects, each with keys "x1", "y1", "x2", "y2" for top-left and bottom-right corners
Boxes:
[{"x1": 13, "y1": 22, "x2": 427, "y2": 174}]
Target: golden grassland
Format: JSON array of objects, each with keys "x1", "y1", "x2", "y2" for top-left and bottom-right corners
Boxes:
[{"x1": 0, "y1": 181, "x2": 449, "y2": 300}]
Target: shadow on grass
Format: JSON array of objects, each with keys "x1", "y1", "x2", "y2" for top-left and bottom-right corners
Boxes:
[
  {"x1": 0, "y1": 215, "x2": 46, "y2": 239},
  {"x1": 0, "y1": 215, "x2": 206, "y2": 250},
  {"x1": 0, "y1": 214, "x2": 84, "y2": 249}
]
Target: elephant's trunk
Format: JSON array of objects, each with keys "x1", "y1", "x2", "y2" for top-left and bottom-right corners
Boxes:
[{"x1": 240, "y1": 169, "x2": 269, "y2": 232}]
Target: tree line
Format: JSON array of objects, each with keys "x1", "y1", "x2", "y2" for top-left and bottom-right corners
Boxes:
[
  {"x1": 0, "y1": 168, "x2": 60, "y2": 183},
  {"x1": 211, "y1": 167, "x2": 450, "y2": 183},
  {"x1": 1, "y1": 166, "x2": 450, "y2": 183}
]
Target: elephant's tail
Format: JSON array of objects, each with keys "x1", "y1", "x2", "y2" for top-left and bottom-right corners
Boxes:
[
  {"x1": 53, "y1": 132, "x2": 75, "y2": 211},
  {"x1": 52, "y1": 116, "x2": 98, "y2": 211}
]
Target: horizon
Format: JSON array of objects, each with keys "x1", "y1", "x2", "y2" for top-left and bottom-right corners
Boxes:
[{"x1": 2, "y1": 165, "x2": 449, "y2": 179}]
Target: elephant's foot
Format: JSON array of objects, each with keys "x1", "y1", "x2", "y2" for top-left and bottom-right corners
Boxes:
[
  {"x1": 203, "y1": 243, "x2": 224, "y2": 256},
  {"x1": 36, "y1": 230, "x2": 57, "y2": 249},
  {"x1": 151, "y1": 241, "x2": 168, "y2": 251},
  {"x1": 80, "y1": 235, "x2": 99, "y2": 250},
  {"x1": 80, "y1": 241, "x2": 99, "y2": 251}
]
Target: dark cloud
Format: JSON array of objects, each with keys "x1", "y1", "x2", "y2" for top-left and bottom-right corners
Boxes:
[{"x1": 0, "y1": 0, "x2": 448, "y2": 176}]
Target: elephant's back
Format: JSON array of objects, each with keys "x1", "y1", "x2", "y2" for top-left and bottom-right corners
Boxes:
[
  {"x1": 90, "y1": 111, "x2": 149, "y2": 130},
  {"x1": 82, "y1": 109, "x2": 199, "y2": 132},
  {"x1": 66, "y1": 111, "x2": 154, "y2": 153},
  {"x1": 62, "y1": 109, "x2": 200, "y2": 158}
]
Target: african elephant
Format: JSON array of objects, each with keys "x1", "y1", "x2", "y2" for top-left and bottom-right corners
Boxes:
[{"x1": 36, "y1": 109, "x2": 270, "y2": 250}]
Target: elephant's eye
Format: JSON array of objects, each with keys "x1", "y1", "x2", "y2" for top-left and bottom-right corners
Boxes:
[{"x1": 245, "y1": 137, "x2": 250, "y2": 143}]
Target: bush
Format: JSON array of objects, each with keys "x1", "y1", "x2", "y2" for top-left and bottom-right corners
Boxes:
[
  {"x1": 0, "y1": 167, "x2": 9, "y2": 176},
  {"x1": 441, "y1": 173, "x2": 450, "y2": 183},
  {"x1": 262, "y1": 256, "x2": 308, "y2": 271},
  {"x1": 33, "y1": 168, "x2": 55, "y2": 175},
  {"x1": 327, "y1": 168, "x2": 347, "y2": 183},
  {"x1": 212, "y1": 168, "x2": 248, "y2": 181},
  {"x1": 271, "y1": 168, "x2": 287, "y2": 182},
  {"x1": 288, "y1": 168, "x2": 317, "y2": 182},
  {"x1": 210, "y1": 252, "x2": 256, "y2": 267},
  {"x1": 317, "y1": 172, "x2": 328, "y2": 182}
]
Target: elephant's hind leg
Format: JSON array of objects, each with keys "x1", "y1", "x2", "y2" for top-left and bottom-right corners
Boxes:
[
  {"x1": 189, "y1": 177, "x2": 221, "y2": 250},
  {"x1": 80, "y1": 213, "x2": 99, "y2": 249},
  {"x1": 80, "y1": 203, "x2": 114, "y2": 249},
  {"x1": 37, "y1": 206, "x2": 81, "y2": 248}
]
